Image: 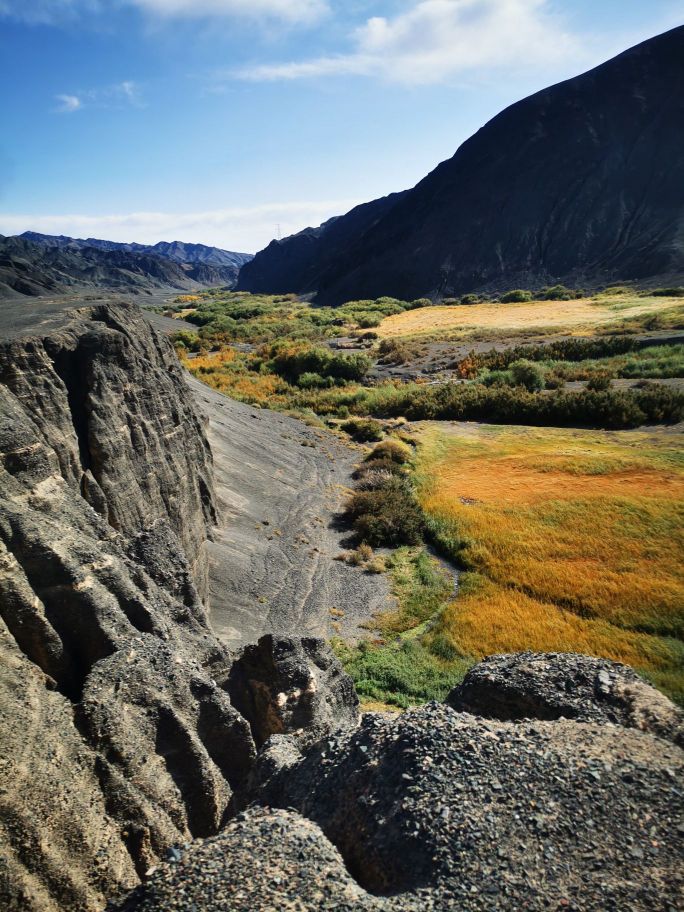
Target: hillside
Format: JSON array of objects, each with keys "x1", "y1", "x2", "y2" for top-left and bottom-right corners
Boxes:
[
  {"x1": 0, "y1": 233, "x2": 253, "y2": 298},
  {"x1": 238, "y1": 26, "x2": 684, "y2": 303}
]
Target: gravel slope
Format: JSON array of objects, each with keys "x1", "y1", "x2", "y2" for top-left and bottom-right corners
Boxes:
[{"x1": 187, "y1": 376, "x2": 393, "y2": 649}]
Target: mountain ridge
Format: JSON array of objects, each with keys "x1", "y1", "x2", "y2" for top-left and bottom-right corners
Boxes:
[
  {"x1": 238, "y1": 26, "x2": 684, "y2": 303},
  {"x1": 0, "y1": 233, "x2": 253, "y2": 298}
]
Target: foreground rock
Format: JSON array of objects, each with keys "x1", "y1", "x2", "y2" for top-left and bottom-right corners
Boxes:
[
  {"x1": 447, "y1": 652, "x2": 684, "y2": 745},
  {"x1": 116, "y1": 699, "x2": 684, "y2": 912}
]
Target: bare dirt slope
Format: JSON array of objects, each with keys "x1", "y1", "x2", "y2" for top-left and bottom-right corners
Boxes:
[{"x1": 187, "y1": 376, "x2": 393, "y2": 649}]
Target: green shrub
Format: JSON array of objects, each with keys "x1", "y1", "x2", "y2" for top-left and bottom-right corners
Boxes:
[
  {"x1": 482, "y1": 369, "x2": 513, "y2": 388},
  {"x1": 341, "y1": 418, "x2": 384, "y2": 442},
  {"x1": 651, "y1": 287, "x2": 684, "y2": 297},
  {"x1": 460, "y1": 294, "x2": 480, "y2": 305},
  {"x1": 545, "y1": 373, "x2": 566, "y2": 390},
  {"x1": 534, "y1": 284, "x2": 583, "y2": 301},
  {"x1": 297, "y1": 372, "x2": 335, "y2": 389},
  {"x1": 344, "y1": 476, "x2": 424, "y2": 546},
  {"x1": 586, "y1": 373, "x2": 612, "y2": 391},
  {"x1": 510, "y1": 359, "x2": 545, "y2": 392},
  {"x1": 352, "y1": 457, "x2": 406, "y2": 481},
  {"x1": 500, "y1": 289, "x2": 533, "y2": 303},
  {"x1": 367, "y1": 439, "x2": 413, "y2": 464},
  {"x1": 336, "y1": 639, "x2": 470, "y2": 708}
]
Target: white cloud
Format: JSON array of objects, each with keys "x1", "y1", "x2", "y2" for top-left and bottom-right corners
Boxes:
[
  {"x1": 237, "y1": 0, "x2": 584, "y2": 85},
  {"x1": 53, "y1": 81, "x2": 144, "y2": 112},
  {"x1": 55, "y1": 94, "x2": 83, "y2": 113},
  {"x1": 0, "y1": 0, "x2": 100, "y2": 24},
  {"x1": 0, "y1": 199, "x2": 361, "y2": 253},
  {"x1": 127, "y1": 0, "x2": 328, "y2": 24},
  {"x1": 0, "y1": 0, "x2": 327, "y2": 24}
]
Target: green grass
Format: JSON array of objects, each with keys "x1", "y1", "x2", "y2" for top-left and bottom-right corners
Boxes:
[
  {"x1": 335, "y1": 546, "x2": 471, "y2": 709},
  {"x1": 334, "y1": 638, "x2": 471, "y2": 709}
]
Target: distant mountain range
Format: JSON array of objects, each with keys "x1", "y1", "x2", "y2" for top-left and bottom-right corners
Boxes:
[
  {"x1": 0, "y1": 232, "x2": 253, "y2": 299},
  {"x1": 238, "y1": 26, "x2": 684, "y2": 303}
]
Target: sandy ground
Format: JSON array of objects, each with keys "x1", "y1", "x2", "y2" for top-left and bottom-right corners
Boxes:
[{"x1": 187, "y1": 376, "x2": 394, "y2": 650}]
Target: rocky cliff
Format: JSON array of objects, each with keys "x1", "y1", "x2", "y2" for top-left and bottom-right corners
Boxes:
[
  {"x1": 115, "y1": 654, "x2": 684, "y2": 912},
  {"x1": 0, "y1": 301, "x2": 359, "y2": 912},
  {"x1": 238, "y1": 26, "x2": 684, "y2": 303}
]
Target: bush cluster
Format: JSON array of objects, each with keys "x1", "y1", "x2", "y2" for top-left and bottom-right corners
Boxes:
[
  {"x1": 364, "y1": 382, "x2": 684, "y2": 429},
  {"x1": 455, "y1": 336, "x2": 639, "y2": 377},
  {"x1": 341, "y1": 417, "x2": 384, "y2": 442},
  {"x1": 344, "y1": 437, "x2": 422, "y2": 547},
  {"x1": 268, "y1": 342, "x2": 371, "y2": 384}
]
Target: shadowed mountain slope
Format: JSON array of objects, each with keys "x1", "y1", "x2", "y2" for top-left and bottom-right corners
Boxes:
[{"x1": 238, "y1": 26, "x2": 684, "y2": 303}]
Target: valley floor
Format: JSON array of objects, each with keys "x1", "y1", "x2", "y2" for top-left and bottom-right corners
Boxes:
[{"x1": 187, "y1": 375, "x2": 394, "y2": 649}]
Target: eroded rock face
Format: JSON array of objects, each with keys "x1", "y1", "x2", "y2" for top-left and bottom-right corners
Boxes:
[
  {"x1": 228, "y1": 635, "x2": 360, "y2": 748},
  {"x1": 446, "y1": 652, "x2": 684, "y2": 745},
  {"x1": 119, "y1": 700, "x2": 684, "y2": 912},
  {"x1": 0, "y1": 302, "x2": 251, "y2": 912}
]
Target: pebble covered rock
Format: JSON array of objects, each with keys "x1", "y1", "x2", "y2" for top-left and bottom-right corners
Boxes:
[
  {"x1": 447, "y1": 652, "x2": 684, "y2": 745},
  {"x1": 118, "y1": 700, "x2": 684, "y2": 912}
]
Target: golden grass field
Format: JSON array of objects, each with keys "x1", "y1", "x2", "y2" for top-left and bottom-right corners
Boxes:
[
  {"x1": 414, "y1": 422, "x2": 684, "y2": 700},
  {"x1": 377, "y1": 294, "x2": 684, "y2": 340}
]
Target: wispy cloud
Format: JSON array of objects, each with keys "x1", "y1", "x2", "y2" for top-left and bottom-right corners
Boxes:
[
  {"x1": 127, "y1": 0, "x2": 328, "y2": 25},
  {"x1": 0, "y1": 0, "x2": 327, "y2": 25},
  {"x1": 236, "y1": 0, "x2": 585, "y2": 86},
  {"x1": 0, "y1": 199, "x2": 362, "y2": 252},
  {"x1": 53, "y1": 80, "x2": 144, "y2": 113},
  {"x1": 0, "y1": 0, "x2": 101, "y2": 25},
  {"x1": 55, "y1": 94, "x2": 83, "y2": 113}
]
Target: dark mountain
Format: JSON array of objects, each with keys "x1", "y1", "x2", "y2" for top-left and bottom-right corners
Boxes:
[
  {"x1": 237, "y1": 191, "x2": 407, "y2": 295},
  {"x1": 238, "y1": 26, "x2": 684, "y2": 303},
  {"x1": 1, "y1": 233, "x2": 253, "y2": 298}
]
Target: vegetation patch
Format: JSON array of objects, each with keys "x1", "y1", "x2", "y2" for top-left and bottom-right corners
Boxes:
[
  {"x1": 375, "y1": 291, "x2": 684, "y2": 341},
  {"x1": 414, "y1": 423, "x2": 684, "y2": 704},
  {"x1": 335, "y1": 547, "x2": 469, "y2": 709}
]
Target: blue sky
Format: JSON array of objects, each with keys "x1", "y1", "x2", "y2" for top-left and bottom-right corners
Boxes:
[{"x1": 0, "y1": 0, "x2": 682, "y2": 252}]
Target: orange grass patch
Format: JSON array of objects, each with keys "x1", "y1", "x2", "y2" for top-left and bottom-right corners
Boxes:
[
  {"x1": 377, "y1": 295, "x2": 682, "y2": 339},
  {"x1": 416, "y1": 422, "x2": 684, "y2": 700}
]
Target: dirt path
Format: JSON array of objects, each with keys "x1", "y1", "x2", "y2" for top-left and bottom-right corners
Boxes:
[{"x1": 186, "y1": 376, "x2": 394, "y2": 650}]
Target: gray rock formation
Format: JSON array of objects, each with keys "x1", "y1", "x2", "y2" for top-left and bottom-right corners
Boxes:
[
  {"x1": 0, "y1": 298, "x2": 371, "y2": 911},
  {"x1": 0, "y1": 300, "x2": 254, "y2": 911},
  {"x1": 117, "y1": 697, "x2": 684, "y2": 912},
  {"x1": 228, "y1": 635, "x2": 359, "y2": 748},
  {"x1": 446, "y1": 651, "x2": 684, "y2": 745}
]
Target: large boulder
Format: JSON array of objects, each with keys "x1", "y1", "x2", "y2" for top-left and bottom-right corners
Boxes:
[
  {"x1": 227, "y1": 635, "x2": 359, "y2": 748},
  {"x1": 446, "y1": 652, "x2": 684, "y2": 745}
]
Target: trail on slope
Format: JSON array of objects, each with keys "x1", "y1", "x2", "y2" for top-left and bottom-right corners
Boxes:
[{"x1": 187, "y1": 376, "x2": 394, "y2": 650}]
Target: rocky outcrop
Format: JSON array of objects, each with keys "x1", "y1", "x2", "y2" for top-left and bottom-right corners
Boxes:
[
  {"x1": 118, "y1": 695, "x2": 684, "y2": 912},
  {"x1": 228, "y1": 635, "x2": 359, "y2": 748},
  {"x1": 446, "y1": 652, "x2": 684, "y2": 745},
  {"x1": 0, "y1": 298, "x2": 370, "y2": 911},
  {"x1": 0, "y1": 300, "x2": 252, "y2": 911},
  {"x1": 238, "y1": 26, "x2": 684, "y2": 303}
]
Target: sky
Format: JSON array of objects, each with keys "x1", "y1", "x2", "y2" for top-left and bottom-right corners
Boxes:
[{"x1": 0, "y1": 1, "x2": 682, "y2": 253}]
